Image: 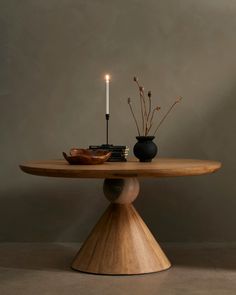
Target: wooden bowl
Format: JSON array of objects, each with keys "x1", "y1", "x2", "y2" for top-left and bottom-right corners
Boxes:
[{"x1": 63, "y1": 149, "x2": 111, "y2": 165}]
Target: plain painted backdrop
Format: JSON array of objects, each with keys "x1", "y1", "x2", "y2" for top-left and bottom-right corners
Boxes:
[{"x1": 0, "y1": 0, "x2": 235, "y2": 242}]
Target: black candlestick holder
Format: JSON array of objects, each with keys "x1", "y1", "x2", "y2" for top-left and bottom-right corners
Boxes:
[
  {"x1": 105, "y1": 114, "x2": 110, "y2": 145},
  {"x1": 89, "y1": 114, "x2": 129, "y2": 162}
]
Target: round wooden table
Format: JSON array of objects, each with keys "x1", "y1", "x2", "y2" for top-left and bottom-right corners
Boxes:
[{"x1": 20, "y1": 158, "x2": 221, "y2": 275}]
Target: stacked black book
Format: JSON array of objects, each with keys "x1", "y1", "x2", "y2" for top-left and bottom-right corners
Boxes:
[{"x1": 89, "y1": 145, "x2": 129, "y2": 162}]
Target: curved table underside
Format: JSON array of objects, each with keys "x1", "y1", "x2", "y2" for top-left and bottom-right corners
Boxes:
[{"x1": 20, "y1": 158, "x2": 221, "y2": 179}]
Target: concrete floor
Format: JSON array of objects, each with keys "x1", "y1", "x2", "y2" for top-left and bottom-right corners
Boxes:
[{"x1": 0, "y1": 243, "x2": 235, "y2": 295}]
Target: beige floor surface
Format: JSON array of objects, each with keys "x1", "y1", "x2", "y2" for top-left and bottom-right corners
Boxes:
[{"x1": 0, "y1": 243, "x2": 235, "y2": 295}]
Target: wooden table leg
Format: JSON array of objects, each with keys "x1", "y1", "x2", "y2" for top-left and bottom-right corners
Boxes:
[{"x1": 71, "y1": 178, "x2": 171, "y2": 275}]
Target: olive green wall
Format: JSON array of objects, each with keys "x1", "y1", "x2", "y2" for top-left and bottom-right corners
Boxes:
[{"x1": 0, "y1": 0, "x2": 235, "y2": 242}]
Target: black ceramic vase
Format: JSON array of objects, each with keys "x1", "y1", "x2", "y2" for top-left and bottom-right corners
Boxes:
[{"x1": 133, "y1": 136, "x2": 158, "y2": 162}]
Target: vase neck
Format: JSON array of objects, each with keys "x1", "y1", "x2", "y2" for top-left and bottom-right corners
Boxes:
[{"x1": 136, "y1": 136, "x2": 155, "y2": 142}]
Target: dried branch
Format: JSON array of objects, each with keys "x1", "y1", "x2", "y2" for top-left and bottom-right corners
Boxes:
[
  {"x1": 128, "y1": 77, "x2": 182, "y2": 136},
  {"x1": 134, "y1": 77, "x2": 149, "y2": 135},
  {"x1": 140, "y1": 89, "x2": 149, "y2": 135},
  {"x1": 153, "y1": 97, "x2": 183, "y2": 135},
  {"x1": 146, "y1": 90, "x2": 152, "y2": 135},
  {"x1": 147, "y1": 106, "x2": 161, "y2": 134},
  {"x1": 147, "y1": 91, "x2": 152, "y2": 118},
  {"x1": 134, "y1": 77, "x2": 145, "y2": 134},
  {"x1": 140, "y1": 88, "x2": 148, "y2": 122},
  {"x1": 127, "y1": 97, "x2": 141, "y2": 136}
]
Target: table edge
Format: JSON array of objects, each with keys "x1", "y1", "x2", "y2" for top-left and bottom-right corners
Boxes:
[{"x1": 19, "y1": 159, "x2": 222, "y2": 179}]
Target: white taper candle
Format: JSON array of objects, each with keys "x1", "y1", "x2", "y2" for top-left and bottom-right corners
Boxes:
[{"x1": 105, "y1": 74, "x2": 110, "y2": 114}]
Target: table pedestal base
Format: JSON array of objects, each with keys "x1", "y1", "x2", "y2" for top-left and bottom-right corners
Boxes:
[{"x1": 71, "y1": 178, "x2": 171, "y2": 275}]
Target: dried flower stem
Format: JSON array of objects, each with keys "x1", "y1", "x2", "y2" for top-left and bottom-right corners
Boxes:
[
  {"x1": 147, "y1": 106, "x2": 161, "y2": 134},
  {"x1": 147, "y1": 96, "x2": 152, "y2": 120},
  {"x1": 134, "y1": 79, "x2": 148, "y2": 135},
  {"x1": 128, "y1": 98, "x2": 141, "y2": 136},
  {"x1": 141, "y1": 91, "x2": 148, "y2": 122},
  {"x1": 134, "y1": 80, "x2": 145, "y2": 134},
  {"x1": 146, "y1": 91, "x2": 152, "y2": 135},
  {"x1": 141, "y1": 91, "x2": 149, "y2": 135},
  {"x1": 129, "y1": 77, "x2": 182, "y2": 137},
  {"x1": 139, "y1": 94, "x2": 145, "y2": 134},
  {"x1": 153, "y1": 97, "x2": 182, "y2": 135}
]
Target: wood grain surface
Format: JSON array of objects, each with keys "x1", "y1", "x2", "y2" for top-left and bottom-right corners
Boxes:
[
  {"x1": 103, "y1": 178, "x2": 140, "y2": 204},
  {"x1": 72, "y1": 204, "x2": 171, "y2": 274},
  {"x1": 20, "y1": 158, "x2": 221, "y2": 179}
]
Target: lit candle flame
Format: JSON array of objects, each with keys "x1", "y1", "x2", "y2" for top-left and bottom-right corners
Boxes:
[{"x1": 105, "y1": 74, "x2": 110, "y2": 82}]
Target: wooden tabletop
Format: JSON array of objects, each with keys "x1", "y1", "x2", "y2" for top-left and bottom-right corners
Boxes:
[{"x1": 20, "y1": 158, "x2": 221, "y2": 179}]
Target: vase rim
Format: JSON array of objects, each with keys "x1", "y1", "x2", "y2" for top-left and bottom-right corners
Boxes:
[{"x1": 136, "y1": 136, "x2": 155, "y2": 140}]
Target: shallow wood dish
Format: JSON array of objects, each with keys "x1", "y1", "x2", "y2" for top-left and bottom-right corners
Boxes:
[{"x1": 63, "y1": 149, "x2": 111, "y2": 165}]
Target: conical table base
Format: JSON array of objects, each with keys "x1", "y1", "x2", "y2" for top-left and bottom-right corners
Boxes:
[{"x1": 72, "y1": 204, "x2": 171, "y2": 275}]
